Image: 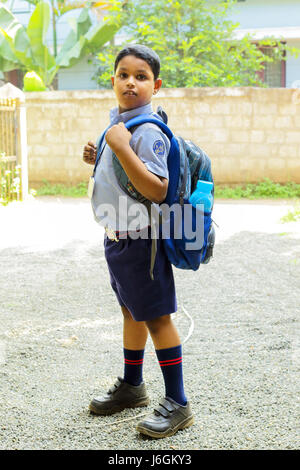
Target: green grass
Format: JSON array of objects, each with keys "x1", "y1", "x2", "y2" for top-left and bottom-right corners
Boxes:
[
  {"x1": 34, "y1": 178, "x2": 300, "y2": 200},
  {"x1": 214, "y1": 178, "x2": 300, "y2": 199},
  {"x1": 280, "y1": 207, "x2": 300, "y2": 223},
  {"x1": 35, "y1": 180, "x2": 88, "y2": 198}
]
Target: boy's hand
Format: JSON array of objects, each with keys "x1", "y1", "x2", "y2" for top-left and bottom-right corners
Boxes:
[
  {"x1": 83, "y1": 141, "x2": 97, "y2": 165},
  {"x1": 105, "y1": 122, "x2": 132, "y2": 154}
]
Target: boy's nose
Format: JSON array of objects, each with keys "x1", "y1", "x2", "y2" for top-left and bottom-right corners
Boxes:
[{"x1": 126, "y1": 76, "x2": 135, "y2": 87}]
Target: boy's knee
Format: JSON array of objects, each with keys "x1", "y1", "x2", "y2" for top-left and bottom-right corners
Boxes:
[
  {"x1": 121, "y1": 306, "x2": 134, "y2": 320},
  {"x1": 146, "y1": 315, "x2": 171, "y2": 335}
]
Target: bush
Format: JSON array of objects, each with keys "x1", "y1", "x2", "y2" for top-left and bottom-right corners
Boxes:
[{"x1": 0, "y1": 153, "x2": 22, "y2": 205}]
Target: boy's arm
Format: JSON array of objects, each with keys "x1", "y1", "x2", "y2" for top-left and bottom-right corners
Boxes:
[{"x1": 105, "y1": 122, "x2": 168, "y2": 204}]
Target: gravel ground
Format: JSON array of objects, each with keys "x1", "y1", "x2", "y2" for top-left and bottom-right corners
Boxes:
[{"x1": 0, "y1": 197, "x2": 299, "y2": 450}]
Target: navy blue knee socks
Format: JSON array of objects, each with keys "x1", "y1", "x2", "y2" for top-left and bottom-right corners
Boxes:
[
  {"x1": 155, "y1": 344, "x2": 187, "y2": 406},
  {"x1": 123, "y1": 345, "x2": 187, "y2": 406}
]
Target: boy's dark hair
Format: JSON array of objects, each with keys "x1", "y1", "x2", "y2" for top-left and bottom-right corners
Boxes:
[{"x1": 114, "y1": 44, "x2": 160, "y2": 80}]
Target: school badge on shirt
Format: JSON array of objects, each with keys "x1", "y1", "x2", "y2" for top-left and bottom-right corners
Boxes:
[{"x1": 153, "y1": 140, "x2": 165, "y2": 157}]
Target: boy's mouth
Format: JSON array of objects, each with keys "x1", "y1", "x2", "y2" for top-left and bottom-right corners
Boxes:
[{"x1": 123, "y1": 91, "x2": 137, "y2": 96}]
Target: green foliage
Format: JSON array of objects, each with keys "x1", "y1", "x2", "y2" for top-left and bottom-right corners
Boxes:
[
  {"x1": 35, "y1": 179, "x2": 88, "y2": 197},
  {"x1": 92, "y1": 0, "x2": 300, "y2": 88},
  {"x1": 0, "y1": 1, "x2": 121, "y2": 87},
  {"x1": 0, "y1": 153, "x2": 22, "y2": 205},
  {"x1": 215, "y1": 179, "x2": 300, "y2": 199},
  {"x1": 280, "y1": 207, "x2": 300, "y2": 223}
]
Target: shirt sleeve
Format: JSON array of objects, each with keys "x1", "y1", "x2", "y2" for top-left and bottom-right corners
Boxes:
[{"x1": 130, "y1": 124, "x2": 170, "y2": 180}]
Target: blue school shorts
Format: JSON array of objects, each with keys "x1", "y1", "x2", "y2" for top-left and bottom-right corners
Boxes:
[{"x1": 104, "y1": 232, "x2": 177, "y2": 322}]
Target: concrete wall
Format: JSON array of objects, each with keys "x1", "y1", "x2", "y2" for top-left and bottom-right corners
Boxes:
[{"x1": 25, "y1": 88, "x2": 300, "y2": 185}]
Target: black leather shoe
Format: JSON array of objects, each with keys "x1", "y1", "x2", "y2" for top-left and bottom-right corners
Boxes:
[
  {"x1": 89, "y1": 377, "x2": 150, "y2": 415},
  {"x1": 136, "y1": 397, "x2": 194, "y2": 438}
]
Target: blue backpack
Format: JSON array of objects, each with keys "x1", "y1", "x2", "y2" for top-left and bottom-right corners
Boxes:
[{"x1": 94, "y1": 110, "x2": 215, "y2": 279}]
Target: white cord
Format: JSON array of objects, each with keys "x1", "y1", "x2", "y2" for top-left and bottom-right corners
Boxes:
[{"x1": 180, "y1": 304, "x2": 195, "y2": 344}]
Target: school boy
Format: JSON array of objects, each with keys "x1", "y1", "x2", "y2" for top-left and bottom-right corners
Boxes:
[{"x1": 83, "y1": 45, "x2": 194, "y2": 438}]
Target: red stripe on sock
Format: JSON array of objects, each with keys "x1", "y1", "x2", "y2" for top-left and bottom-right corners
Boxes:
[
  {"x1": 160, "y1": 360, "x2": 182, "y2": 367},
  {"x1": 159, "y1": 358, "x2": 182, "y2": 367},
  {"x1": 158, "y1": 356, "x2": 182, "y2": 365}
]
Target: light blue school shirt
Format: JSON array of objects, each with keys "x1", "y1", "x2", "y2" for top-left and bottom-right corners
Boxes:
[{"x1": 91, "y1": 103, "x2": 170, "y2": 231}]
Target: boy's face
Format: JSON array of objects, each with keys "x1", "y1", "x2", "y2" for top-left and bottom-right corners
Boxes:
[{"x1": 111, "y1": 55, "x2": 162, "y2": 113}]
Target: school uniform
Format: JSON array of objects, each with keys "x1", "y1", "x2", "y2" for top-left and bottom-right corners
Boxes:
[{"x1": 91, "y1": 103, "x2": 177, "y2": 321}]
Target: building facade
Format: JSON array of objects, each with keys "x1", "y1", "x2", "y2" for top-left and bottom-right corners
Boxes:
[{"x1": 230, "y1": 0, "x2": 300, "y2": 88}]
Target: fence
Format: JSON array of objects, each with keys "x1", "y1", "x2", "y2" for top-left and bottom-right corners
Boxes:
[{"x1": 0, "y1": 95, "x2": 28, "y2": 204}]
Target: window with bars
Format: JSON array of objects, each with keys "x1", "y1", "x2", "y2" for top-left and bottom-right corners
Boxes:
[{"x1": 257, "y1": 46, "x2": 286, "y2": 87}]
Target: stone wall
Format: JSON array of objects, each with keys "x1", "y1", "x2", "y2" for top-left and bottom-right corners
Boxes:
[{"x1": 25, "y1": 87, "x2": 300, "y2": 185}]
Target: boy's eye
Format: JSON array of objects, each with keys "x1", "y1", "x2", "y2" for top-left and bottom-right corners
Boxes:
[
  {"x1": 119, "y1": 73, "x2": 127, "y2": 78},
  {"x1": 137, "y1": 74, "x2": 147, "y2": 80}
]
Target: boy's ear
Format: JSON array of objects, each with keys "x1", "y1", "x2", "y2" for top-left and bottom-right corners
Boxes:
[
  {"x1": 153, "y1": 78, "x2": 162, "y2": 95},
  {"x1": 111, "y1": 76, "x2": 115, "y2": 87}
]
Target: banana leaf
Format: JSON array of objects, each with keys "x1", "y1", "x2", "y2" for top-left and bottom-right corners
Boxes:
[
  {"x1": 56, "y1": 14, "x2": 117, "y2": 67},
  {"x1": 55, "y1": 7, "x2": 92, "y2": 67},
  {"x1": 0, "y1": 33, "x2": 19, "y2": 71},
  {"x1": 26, "y1": 1, "x2": 57, "y2": 84},
  {"x1": 0, "y1": 4, "x2": 33, "y2": 68},
  {"x1": 84, "y1": 21, "x2": 118, "y2": 54},
  {"x1": 0, "y1": 1, "x2": 120, "y2": 87}
]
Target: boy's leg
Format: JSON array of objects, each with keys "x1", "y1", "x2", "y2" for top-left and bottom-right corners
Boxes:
[
  {"x1": 122, "y1": 306, "x2": 148, "y2": 350},
  {"x1": 145, "y1": 314, "x2": 186, "y2": 405},
  {"x1": 89, "y1": 306, "x2": 150, "y2": 415},
  {"x1": 121, "y1": 306, "x2": 148, "y2": 386},
  {"x1": 136, "y1": 314, "x2": 193, "y2": 438}
]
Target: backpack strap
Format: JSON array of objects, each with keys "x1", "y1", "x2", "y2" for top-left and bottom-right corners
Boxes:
[
  {"x1": 93, "y1": 124, "x2": 111, "y2": 176},
  {"x1": 124, "y1": 113, "x2": 173, "y2": 138}
]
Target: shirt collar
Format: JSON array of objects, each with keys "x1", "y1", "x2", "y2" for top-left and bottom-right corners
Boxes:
[{"x1": 110, "y1": 103, "x2": 153, "y2": 124}]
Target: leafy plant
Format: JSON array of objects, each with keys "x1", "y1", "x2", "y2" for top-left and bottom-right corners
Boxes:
[
  {"x1": 25, "y1": 1, "x2": 114, "y2": 56},
  {"x1": 0, "y1": 152, "x2": 22, "y2": 205},
  {"x1": 92, "y1": 0, "x2": 300, "y2": 88},
  {"x1": 280, "y1": 207, "x2": 300, "y2": 223},
  {"x1": 0, "y1": 1, "x2": 121, "y2": 88}
]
